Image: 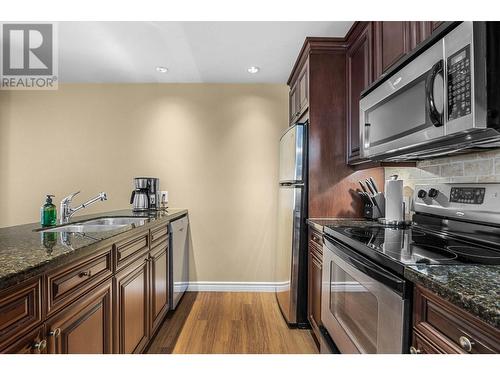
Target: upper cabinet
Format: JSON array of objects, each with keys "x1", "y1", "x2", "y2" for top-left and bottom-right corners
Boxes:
[
  {"x1": 373, "y1": 21, "x2": 411, "y2": 79},
  {"x1": 289, "y1": 61, "x2": 309, "y2": 125},
  {"x1": 347, "y1": 22, "x2": 373, "y2": 163}
]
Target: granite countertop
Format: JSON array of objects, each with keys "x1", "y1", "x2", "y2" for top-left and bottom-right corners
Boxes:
[
  {"x1": 306, "y1": 218, "x2": 369, "y2": 232},
  {"x1": 405, "y1": 265, "x2": 500, "y2": 329},
  {"x1": 0, "y1": 208, "x2": 188, "y2": 290}
]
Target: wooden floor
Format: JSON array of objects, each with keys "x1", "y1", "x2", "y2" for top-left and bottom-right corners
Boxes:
[{"x1": 147, "y1": 292, "x2": 319, "y2": 354}]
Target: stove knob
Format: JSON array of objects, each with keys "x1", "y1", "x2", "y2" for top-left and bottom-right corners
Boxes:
[
  {"x1": 417, "y1": 190, "x2": 427, "y2": 199},
  {"x1": 428, "y1": 188, "x2": 439, "y2": 198}
]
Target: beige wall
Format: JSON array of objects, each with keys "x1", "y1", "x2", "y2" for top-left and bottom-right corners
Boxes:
[{"x1": 0, "y1": 83, "x2": 288, "y2": 282}]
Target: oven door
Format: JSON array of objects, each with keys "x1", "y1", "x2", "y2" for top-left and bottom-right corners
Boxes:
[
  {"x1": 360, "y1": 39, "x2": 446, "y2": 159},
  {"x1": 321, "y1": 236, "x2": 409, "y2": 354}
]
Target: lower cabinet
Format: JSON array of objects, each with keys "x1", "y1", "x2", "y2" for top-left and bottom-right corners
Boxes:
[
  {"x1": 150, "y1": 245, "x2": 169, "y2": 334},
  {"x1": 1, "y1": 326, "x2": 47, "y2": 354},
  {"x1": 412, "y1": 285, "x2": 500, "y2": 354},
  {"x1": 307, "y1": 228, "x2": 323, "y2": 347},
  {"x1": 0, "y1": 220, "x2": 172, "y2": 354},
  {"x1": 46, "y1": 280, "x2": 113, "y2": 354},
  {"x1": 114, "y1": 255, "x2": 150, "y2": 354}
]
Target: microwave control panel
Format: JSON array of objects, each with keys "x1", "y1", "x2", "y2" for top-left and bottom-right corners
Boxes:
[{"x1": 447, "y1": 45, "x2": 472, "y2": 121}]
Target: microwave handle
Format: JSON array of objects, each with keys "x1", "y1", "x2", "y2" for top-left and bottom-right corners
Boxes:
[{"x1": 426, "y1": 59, "x2": 444, "y2": 127}]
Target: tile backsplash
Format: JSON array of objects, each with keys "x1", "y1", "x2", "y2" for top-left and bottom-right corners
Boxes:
[{"x1": 384, "y1": 150, "x2": 500, "y2": 196}]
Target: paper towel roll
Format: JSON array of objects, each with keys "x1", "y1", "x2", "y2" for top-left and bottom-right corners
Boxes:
[{"x1": 385, "y1": 178, "x2": 404, "y2": 222}]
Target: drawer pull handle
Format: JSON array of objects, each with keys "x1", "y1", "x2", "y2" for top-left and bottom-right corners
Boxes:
[
  {"x1": 79, "y1": 270, "x2": 92, "y2": 278},
  {"x1": 33, "y1": 339, "x2": 47, "y2": 353},
  {"x1": 49, "y1": 328, "x2": 61, "y2": 337},
  {"x1": 409, "y1": 346, "x2": 420, "y2": 354},
  {"x1": 459, "y1": 336, "x2": 474, "y2": 352}
]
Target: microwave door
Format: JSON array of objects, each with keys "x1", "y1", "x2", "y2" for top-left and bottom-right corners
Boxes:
[{"x1": 360, "y1": 40, "x2": 446, "y2": 159}]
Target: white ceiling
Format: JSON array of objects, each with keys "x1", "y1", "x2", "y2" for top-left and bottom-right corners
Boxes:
[{"x1": 57, "y1": 22, "x2": 353, "y2": 83}]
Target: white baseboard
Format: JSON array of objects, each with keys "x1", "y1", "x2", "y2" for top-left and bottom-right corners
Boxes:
[{"x1": 187, "y1": 281, "x2": 286, "y2": 292}]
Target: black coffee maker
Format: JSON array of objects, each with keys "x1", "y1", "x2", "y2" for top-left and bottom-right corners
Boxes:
[{"x1": 130, "y1": 177, "x2": 160, "y2": 211}]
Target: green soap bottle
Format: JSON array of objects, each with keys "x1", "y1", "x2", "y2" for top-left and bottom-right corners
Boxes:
[{"x1": 40, "y1": 195, "x2": 57, "y2": 227}]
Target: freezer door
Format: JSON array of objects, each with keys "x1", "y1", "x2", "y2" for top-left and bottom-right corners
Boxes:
[
  {"x1": 279, "y1": 123, "x2": 305, "y2": 183},
  {"x1": 275, "y1": 185, "x2": 304, "y2": 324}
]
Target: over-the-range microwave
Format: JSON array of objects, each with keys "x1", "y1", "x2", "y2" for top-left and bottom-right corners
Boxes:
[{"x1": 359, "y1": 22, "x2": 500, "y2": 161}]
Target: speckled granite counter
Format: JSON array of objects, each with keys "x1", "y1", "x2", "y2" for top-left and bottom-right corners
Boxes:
[
  {"x1": 306, "y1": 218, "x2": 369, "y2": 232},
  {"x1": 405, "y1": 265, "x2": 500, "y2": 329},
  {"x1": 0, "y1": 208, "x2": 188, "y2": 290}
]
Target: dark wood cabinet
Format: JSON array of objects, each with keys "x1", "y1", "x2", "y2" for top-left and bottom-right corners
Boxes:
[
  {"x1": 46, "y1": 280, "x2": 113, "y2": 354},
  {"x1": 289, "y1": 60, "x2": 309, "y2": 124},
  {"x1": 0, "y1": 220, "x2": 174, "y2": 354},
  {"x1": 412, "y1": 285, "x2": 500, "y2": 354},
  {"x1": 114, "y1": 256, "x2": 150, "y2": 354},
  {"x1": 149, "y1": 244, "x2": 169, "y2": 334},
  {"x1": 373, "y1": 21, "x2": 411, "y2": 79},
  {"x1": 346, "y1": 22, "x2": 373, "y2": 163},
  {"x1": 307, "y1": 228, "x2": 323, "y2": 348}
]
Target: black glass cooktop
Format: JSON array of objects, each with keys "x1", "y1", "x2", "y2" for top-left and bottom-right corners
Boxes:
[{"x1": 324, "y1": 222, "x2": 500, "y2": 271}]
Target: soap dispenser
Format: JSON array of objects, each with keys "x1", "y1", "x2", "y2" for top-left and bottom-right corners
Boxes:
[{"x1": 40, "y1": 195, "x2": 57, "y2": 227}]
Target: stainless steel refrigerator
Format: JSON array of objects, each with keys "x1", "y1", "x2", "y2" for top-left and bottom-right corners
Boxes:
[{"x1": 275, "y1": 122, "x2": 308, "y2": 326}]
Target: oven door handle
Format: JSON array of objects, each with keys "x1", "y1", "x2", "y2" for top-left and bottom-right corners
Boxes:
[
  {"x1": 324, "y1": 236, "x2": 407, "y2": 296},
  {"x1": 426, "y1": 59, "x2": 444, "y2": 127}
]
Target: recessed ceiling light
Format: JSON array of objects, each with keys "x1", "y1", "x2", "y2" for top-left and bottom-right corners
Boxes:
[
  {"x1": 247, "y1": 66, "x2": 260, "y2": 74},
  {"x1": 156, "y1": 66, "x2": 168, "y2": 73}
]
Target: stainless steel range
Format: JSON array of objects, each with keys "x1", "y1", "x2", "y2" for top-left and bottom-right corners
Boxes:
[{"x1": 321, "y1": 183, "x2": 500, "y2": 354}]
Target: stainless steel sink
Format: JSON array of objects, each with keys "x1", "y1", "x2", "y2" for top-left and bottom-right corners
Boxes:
[{"x1": 38, "y1": 217, "x2": 148, "y2": 233}]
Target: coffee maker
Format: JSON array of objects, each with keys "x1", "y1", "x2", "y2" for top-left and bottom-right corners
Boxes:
[{"x1": 130, "y1": 177, "x2": 160, "y2": 211}]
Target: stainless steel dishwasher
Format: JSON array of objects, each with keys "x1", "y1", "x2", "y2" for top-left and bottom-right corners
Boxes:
[{"x1": 169, "y1": 215, "x2": 189, "y2": 309}]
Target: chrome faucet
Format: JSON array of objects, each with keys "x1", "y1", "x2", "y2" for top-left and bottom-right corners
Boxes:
[{"x1": 60, "y1": 191, "x2": 108, "y2": 224}]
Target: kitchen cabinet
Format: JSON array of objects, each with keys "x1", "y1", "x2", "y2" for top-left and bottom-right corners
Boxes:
[
  {"x1": 114, "y1": 256, "x2": 150, "y2": 354},
  {"x1": 307, "y1": 227, "x2": 323, "y2": 348},
  {"x1": 289, "y1": 60, "x2": 309, "y2": 124},
  {"x1": 373, "y1": 21, "x2": 411, "y2": 79},
  {"x1": 149, "y1": 241, "x2": 169, "y2": 334},
  {"x1": 0, "y1": 220, "x2": 172, "y2": 354},
  {"x1": 411, "y1": 285, "x2": 500, "y2": 354},
  {"x1": 46, "y1": 280, "x2": 113, "y2": 354},
  {"x1": 346, "y1": 22, "x2": 373, "y2": 163}
]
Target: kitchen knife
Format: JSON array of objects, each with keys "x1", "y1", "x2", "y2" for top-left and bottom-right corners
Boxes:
[
  {"x1": 358, "y1": 181, "x2": 369, "y2": 194},
  {"x1": 369, "y1": 177, "x2": 379, "y2": 193},
  {"x1": 365, "y1": 179, "x2": 376, "y2": 195}
]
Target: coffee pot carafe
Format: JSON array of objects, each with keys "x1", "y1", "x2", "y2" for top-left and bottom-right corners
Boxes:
[{"x1": 130, "y1": 177, "x2": 160, "y2": 211}]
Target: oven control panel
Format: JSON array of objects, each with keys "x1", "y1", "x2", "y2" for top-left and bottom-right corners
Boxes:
[
  {"x1": 449, "y1": 187, "x2": 485, "y2": 204},
  {"x1": 447, "y1": 45, "x2": 472, "y2": 121}
]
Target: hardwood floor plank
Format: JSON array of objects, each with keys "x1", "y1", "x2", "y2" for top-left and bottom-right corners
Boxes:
[{"x1": 147, "y1": 292, "x2": 318, "y2": 354}]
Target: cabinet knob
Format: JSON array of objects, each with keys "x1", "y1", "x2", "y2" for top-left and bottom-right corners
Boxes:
[
  {"x1": 409, "y1": 346, "x2": 421, "y2": 354},
  {"x1": 79, "y1": 270, "x2": 92, "y2": 278},
  {"x1": 49, "y1": 328, "x2": 61, "y2": 337},
  {"x1": 459, "y1": 336, "x2": 474, "y2": 352},
  {"x1": 33, "y1": 339, "x2": 47, "y2": 353}
]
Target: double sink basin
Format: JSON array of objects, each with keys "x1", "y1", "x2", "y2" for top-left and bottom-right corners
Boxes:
[{"x1": 38, "y1": 217, "x2": 149, "y2": 233}]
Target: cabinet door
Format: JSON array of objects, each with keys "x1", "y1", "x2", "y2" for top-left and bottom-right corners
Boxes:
[
  {"x1": 149, "y1": 245, "x2": 169, "y2": 334},
  {"x1": 1, "y1": 326, "x2": 47, "y2": 354},
  {"x1": 289, "y1": 82, "x2": 299, "y2": 124},
  {"x1": 297, "y1": 62, "x2": 309, "y2": 116},
  {"x1": 307, "y1": 241, "x2": 323, "y2": 345},
  {"x1": 347, "y1": 24, "x2": 373, "y2": 163},
  {"x1": 114, "y1": 256, "x2": 150, "y2": 354},
  {"x1": 46, "y1": 280, "x2": 113, "y2": 354},
  {"x1": 374, "y1": 21, "x2": 411, "y2": 78},
  {"x1": 409, "y1": 22, "x2": 433, "y2": 50}
]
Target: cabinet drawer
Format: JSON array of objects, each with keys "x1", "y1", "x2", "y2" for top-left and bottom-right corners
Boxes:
[
  {"x1": 308, "y1": 229, "x2": 323, "y2": 252},
  {"x1": 150, "y1": 224, "x2": 168, "y2": 249},
  {"x1": 47, "y1": 246, "x2": 113, "y2": 315},
  {"x1": 1, "y1": 325, "x2": 46, "y2": 354},
  {"x1": 414, "y1": 285, "x2": 500, "y2": 354},
  {"x1": 411, "y1": 330, "x2": 443, "y2": 354},
  {"x1": 114, "y1": 230, "x2": 149, "y2": 270},
  {"x1": 0, "y1": 277, "x2": 42, "y2": 347}
]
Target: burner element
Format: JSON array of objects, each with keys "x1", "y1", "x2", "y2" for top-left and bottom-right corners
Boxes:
[{"x1": 446, "y1": 245, "x2": 500, "y2": 259}]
